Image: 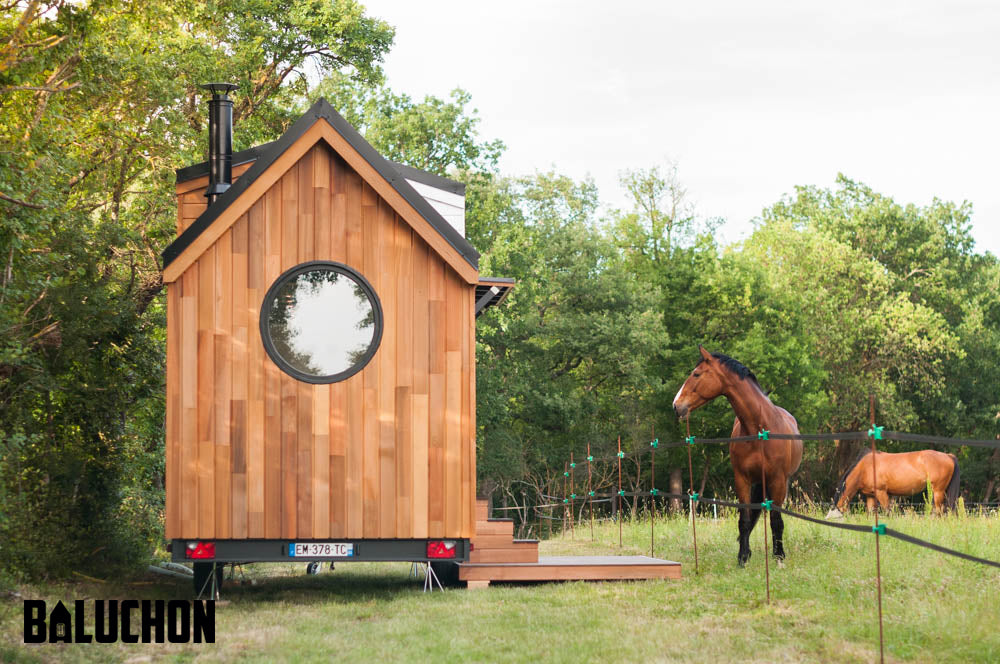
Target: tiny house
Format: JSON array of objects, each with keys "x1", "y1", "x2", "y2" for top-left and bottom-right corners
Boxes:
[{"x1": 163, "y1": 86, "x2": 511, "y2": 586}]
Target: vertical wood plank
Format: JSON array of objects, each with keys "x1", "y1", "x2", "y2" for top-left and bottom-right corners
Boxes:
[
  {"x1": 214, "y1": 229, "x2": 233, "y2": 540},
  {"x1": 197, "y1": 248, "x2": 216, "y2": 538},
  {"x1": 296, "y1": 153, "x2": 314, "y2": 539},
  {"x1": 346, "y1": 167, "x2": 366, "y2": 537},
  {"x1": 165, "y1": 282, "x2": 180, "y2": 538},
  {"x1": 280, "y1": 165, "x2": 299, "y2": 538},
  {"x1": 377, "y1": 197, "x2": 397, "y2": 538},
  {"x1": 264, "y1": 182, "x2": 283, "y2": 539},
  {"x1": 445, "y1": 270, "x2": 462, "y2": 536},
  {"x1": 461, "y1": 279, "x2": 473, "y2": 537},
  {"x1": 330, "y1": 154, "x2": 348, "y2": 537},
  {"x1": 361, "y1": 179, "x2": 379, "y2": 538},
  {"x1": 247, "y1": 199, "x2": 266, "y2": 538},
  {"x1": 411, "y1": 238, "x2": 430, "y2": 539},
  {"x1": 395, "y1": 220, "x2": 413, "y2": 538},
  {"x1": 428, "y1": 257, "x2": 446, "y2": 536},
  {"x1": 313, "y1": 146, "x2": 332, "y2": 538},
  {"x1": 181, "y1": 266, "x2": 198, "y2": 538},
  {"x1": 231, "y1": 217, "x2": 249, "y2": 539}
]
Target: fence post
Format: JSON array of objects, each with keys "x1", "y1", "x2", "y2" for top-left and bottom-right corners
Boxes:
[
  {"x1": 870, "y1": 394, "x2": 886, "y2": 664},
  {"x1": 569, "y1": 453, "x2": 575, "y2": 538},
  {"x1": 587, "y1": 443, "x2": 594, "y2": 541},
  {"x1": 759, "y1": 429, "x2": 770, "y2": 605},
  {"x1": 685, "y1": 419, "x2": 699, "y2": 574},
  {"x1": 651, "y1": 427, "x2": 657, "y2": 558},
  {"x1": 617, "y1": 435, "x2": 623, "y2": 548}
]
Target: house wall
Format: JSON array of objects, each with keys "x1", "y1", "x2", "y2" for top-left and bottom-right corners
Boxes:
[{"x1": 165, "y1": 142, "x2": 476, "y2": 541}]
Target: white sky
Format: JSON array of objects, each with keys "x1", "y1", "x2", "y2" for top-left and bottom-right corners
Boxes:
[{"x1": 360, "y1": 0, "x2": 1000, "y2": 254}]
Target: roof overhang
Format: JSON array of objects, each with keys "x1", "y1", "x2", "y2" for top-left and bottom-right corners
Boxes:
[{"x1": 475, "y1": 277, "x2": 515, "y2": 317}]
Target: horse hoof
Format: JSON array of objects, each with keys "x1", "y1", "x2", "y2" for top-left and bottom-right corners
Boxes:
[{"x1": 776, "y1": 558, "x2": 785, "y2": 569}]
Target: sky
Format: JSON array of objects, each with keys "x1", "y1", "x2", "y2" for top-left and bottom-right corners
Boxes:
[{"x1": 359, "y1": 1, "x2": 1000, "y2": 254}]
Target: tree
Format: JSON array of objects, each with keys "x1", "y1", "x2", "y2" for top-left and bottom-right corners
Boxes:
[{"x1": 0, "y1": 0, "x2": 394, "y2": 578}]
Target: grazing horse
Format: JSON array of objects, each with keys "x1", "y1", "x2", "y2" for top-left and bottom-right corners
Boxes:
[
  {"x1": 825, "y1": 449, "x2": 960, "y2": 517},
  {"x1": 672, "y1": 346, "x2": 803, "y2": 567}
]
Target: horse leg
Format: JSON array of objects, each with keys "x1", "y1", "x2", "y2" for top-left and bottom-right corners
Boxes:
[
  {"x1": 769, "y1": 479, "x2": 788, "y2": 562},
  {"x1": 865, "y1": 495, "x2": 876, "y2": 513},
  {"x1": 932, "y1": 488, "x2": 946, "y2": 514},
  {"x1": 875, "y1": 489, "x2": 889, "y2": 513},
  {"x1": 734, "y1": 473, "x2": 754, "y2": 567}
]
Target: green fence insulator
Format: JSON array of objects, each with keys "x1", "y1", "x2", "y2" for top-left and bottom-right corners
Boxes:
[
  {"x1": 617, "y1": 451, "x2": 625, "y2": 458},
  {"x1": 563, "y1": 471, "x2": 569, "y2": 477},
  {"x1": 587, "y1": 455, "x2": 593, "y2": 462},
  {"x1": 689, "y1": 492, "x2": 700, "y2": 501},
  {"x1": 868, "y1": 425, "x2": 884, "y2": 440},
  {"x1": 570, "y1": 462, "x2": 576, "y2": 469},
  {"x1": 588, "y1": 491, "x2": 595, "y2": 497},
  {"x1": 758, "y1": 430, "x2": 769, "y2": 441},
  {"x1": 570, "y1": 493, "x2": 577, "y2": 499},
  {"x1": 685, "y1": 436, "x2": 696, "y2": 445},
  {"x1": 872, "y1": 524, "x2": 886, "y2": 535},
  {"x1": 760, "y1": 499, "x2": 773, "y2": 511},
  {"x1": 650, "y1": 438, "x2": 659, "y2": 448},
  {"x1": 618, "y1": 490, "x2": 625, "y2": 497},
  {"x1": 650, "y1": 488, "x2": 659, "y2": 496},
  {"x1": 563, "y1": 498, "x2": 569, "y2": 504}
]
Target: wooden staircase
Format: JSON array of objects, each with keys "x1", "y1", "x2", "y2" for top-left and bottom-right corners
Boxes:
[
  {"x1": 458, "y1": 499, "x2": 681, "y2": 587},
  {"x1": 468, "y1": 500, "x2": 539, "y2": 569}
]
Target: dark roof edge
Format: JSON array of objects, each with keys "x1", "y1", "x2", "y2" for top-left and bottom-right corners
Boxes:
[
  {"x1": 175, "y1": 142, "x2": 278, "y2": 183},
  {"x1": 163, "y1": 98, "x2": 479, "y2": 271},
  {"x1": 388, "y1": 160, "x2": 465, "y2": 196}
]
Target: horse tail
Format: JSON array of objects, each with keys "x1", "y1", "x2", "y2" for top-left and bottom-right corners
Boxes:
[{"x1": 945, "y1": 454, "x2": 960, "y2": 511}]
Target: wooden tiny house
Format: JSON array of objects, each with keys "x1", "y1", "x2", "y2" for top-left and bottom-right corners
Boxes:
[
  {"x1": 163, "y1": 96, "x2": 510, "y2": 562},
  {"x1": 164, "y1": 90, "x2": 680, "y2": 588}
]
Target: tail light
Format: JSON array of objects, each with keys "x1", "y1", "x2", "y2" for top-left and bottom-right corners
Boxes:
[
  {"x1": 185, "y1": 541, "x2": 216, "y2": 559},
  {"x1": 426, "y1": 540, "x2": 457, "y2": 559}
]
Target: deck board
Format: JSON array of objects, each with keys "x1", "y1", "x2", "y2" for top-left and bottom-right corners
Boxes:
[{"x1": 458, "y1": 555, "x2": 681, "y2": 583}]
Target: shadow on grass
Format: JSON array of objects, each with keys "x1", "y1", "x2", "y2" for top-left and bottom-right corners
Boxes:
[{"x1": 225, "y1": 566, "x2": 426, "y2": 606}]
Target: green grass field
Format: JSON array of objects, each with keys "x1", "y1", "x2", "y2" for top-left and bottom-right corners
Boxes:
[{"x1": 3, "y1": 508, "x2": 998, "y2": 663}]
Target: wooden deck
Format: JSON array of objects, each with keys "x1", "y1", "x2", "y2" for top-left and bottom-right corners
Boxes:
[
  {"x1": 458, "y1": 555, "x2": 681, "y2": 586},
  {"x1": 459, "y1": 500, "x2": 681, "y2": 587}
]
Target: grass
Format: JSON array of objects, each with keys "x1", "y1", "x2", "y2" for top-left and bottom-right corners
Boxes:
[{"x1": 2, "y1": 508, "x2": 998, "y2": 663}]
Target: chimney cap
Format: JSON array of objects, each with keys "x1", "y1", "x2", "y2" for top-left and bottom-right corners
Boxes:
[{"x1": 201, "y1": 82, "x2": 237, "y2": 97}]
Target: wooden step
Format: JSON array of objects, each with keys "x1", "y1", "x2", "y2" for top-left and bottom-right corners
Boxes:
[
  {"x1": 470, "y1": 545, "x2": 539, "y2": 564},
  {"x1": 475, "y1": 499, "x2": 489, "y2": 521},
  {"x1": 474, "y1": 519, "x2": 513, "y2": 536},
  {"x1": 472, "y1": 534, "x2": 539, "y2": 549}
]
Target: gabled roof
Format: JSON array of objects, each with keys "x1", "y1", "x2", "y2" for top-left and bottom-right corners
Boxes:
[
  {"x1": 162, "y1": 98, "x2": 479, "y2": 284},
  {"x1": 175, "y1": 144, "x2": 467, "y2": 197}
]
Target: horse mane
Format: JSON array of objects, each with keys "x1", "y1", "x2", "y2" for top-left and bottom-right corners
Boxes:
[
  {"x1": 699, "y1": 352, "x2": 761, "y2": 387},
  {"x1": 833, "y1": 449, "x2": 872, "y2": 501}
]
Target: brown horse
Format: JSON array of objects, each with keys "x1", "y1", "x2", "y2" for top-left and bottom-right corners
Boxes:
[
  {"x1": 673, "y1": 346, "x2": 803, "y2": 566},
  {"x1": 825, "y1": 449, "x2": 960, "y2": 517}
]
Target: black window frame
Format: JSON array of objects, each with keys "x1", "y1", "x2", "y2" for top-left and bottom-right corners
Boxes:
[{"x1": 259, "y1": 260, "x2": 383, "y2": 384}]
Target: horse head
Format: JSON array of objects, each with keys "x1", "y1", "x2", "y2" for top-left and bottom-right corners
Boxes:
[{"x1": 672, "y1": 346, "x2": 728, "y2": 419}]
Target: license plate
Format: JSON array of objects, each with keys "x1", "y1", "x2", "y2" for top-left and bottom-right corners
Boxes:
[{"x1": 289, "y1": 542, "x2": 354, "y2": 558}]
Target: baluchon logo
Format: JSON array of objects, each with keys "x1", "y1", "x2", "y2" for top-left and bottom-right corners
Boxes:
[{"x1": 24, "y1": 600, "x2": 215, "y2": 644}]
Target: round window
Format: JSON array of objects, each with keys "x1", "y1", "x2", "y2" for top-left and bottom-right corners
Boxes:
[{"x1": 260, "y1": 261, "x2": 383, "y2": 383}]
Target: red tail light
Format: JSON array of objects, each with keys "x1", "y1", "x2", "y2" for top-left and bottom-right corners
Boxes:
[
  {"x1": 426, "y1": 540, "x2": 457, "y2": 559},
  {"x1": 185, "y1": 541, "x2": 216, "y2": 559}
]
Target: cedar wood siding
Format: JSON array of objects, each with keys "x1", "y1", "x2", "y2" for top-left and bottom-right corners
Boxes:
[{"x1": 164, "y1": 142, "x2": 476, "y2": 541}]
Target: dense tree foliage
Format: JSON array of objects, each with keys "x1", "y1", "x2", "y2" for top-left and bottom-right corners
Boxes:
[
  {"x1": 0, "y1": 0, "x2": 392, "y2": 579},
  {"x1": 2, "y1": 0, "x2": 997, "y2": 579}
]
